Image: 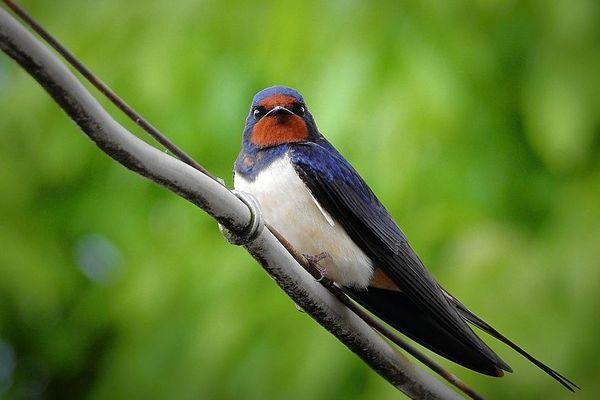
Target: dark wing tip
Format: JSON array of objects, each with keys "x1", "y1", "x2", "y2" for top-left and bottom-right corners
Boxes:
[
  {"x1": 497, "y1": 358, "x2": 513, "y2": 374},
  {"x1": 346, "y1": 287, "x2": 508, "y2": 377}
]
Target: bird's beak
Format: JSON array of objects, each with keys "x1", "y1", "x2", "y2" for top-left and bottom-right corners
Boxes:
[{"x1": 264, "y1": 105, "x2": 295, "y2": 118}]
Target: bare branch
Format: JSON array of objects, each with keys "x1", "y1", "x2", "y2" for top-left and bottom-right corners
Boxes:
[
  {"x1": 2, "y1": 0, "x2": 218, "y2": 181},
  {"x1": 0, "y1": 6, "x2": 465, "y2": 399}
]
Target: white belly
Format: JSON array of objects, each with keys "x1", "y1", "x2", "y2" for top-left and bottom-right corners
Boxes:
[{"x1": 234, "y1": 154, "x2": 373, "y2": 288}]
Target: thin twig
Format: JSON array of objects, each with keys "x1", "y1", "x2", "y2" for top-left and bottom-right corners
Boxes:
[{"x1": 2, "y1": 0, "x2": 220, "y2": 183}]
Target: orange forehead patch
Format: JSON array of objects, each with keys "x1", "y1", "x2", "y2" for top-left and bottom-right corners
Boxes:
[
  {"x1": 259, "y1": 94, "x2": 297, "y2": 109},
  {"x1": 251, "y1": 114, "x2": 308, "y2": 148}
]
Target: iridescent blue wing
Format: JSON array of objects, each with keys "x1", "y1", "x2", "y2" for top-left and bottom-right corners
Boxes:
[{"x1": 290, "y1": 140, "x2": 509, "y2": 375}]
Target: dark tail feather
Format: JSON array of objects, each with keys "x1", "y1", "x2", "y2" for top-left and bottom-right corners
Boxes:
[
  {"x1": 448, "y1": 295, "x2": 580, "y2": 392},
  {"x1": 346, "y1": 287, "x2": 509, "y2": 377}
]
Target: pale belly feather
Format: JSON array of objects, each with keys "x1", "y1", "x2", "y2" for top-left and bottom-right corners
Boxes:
[{"x1": 234, "y1": 154, "x2": 373, "y2": 288}]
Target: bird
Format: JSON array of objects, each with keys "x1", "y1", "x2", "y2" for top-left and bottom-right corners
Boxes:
[{"x1": 233, "y1": 85, "x2": 578, "y2": 391}]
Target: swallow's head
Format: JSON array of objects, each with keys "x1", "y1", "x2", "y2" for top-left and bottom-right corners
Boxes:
[{"x1": 243, "y1": 86, "x2": 319, "y2": 149}]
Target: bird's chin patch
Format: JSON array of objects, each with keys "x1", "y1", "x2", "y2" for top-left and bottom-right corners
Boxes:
[{"x1": 250, "y1": 115, "x2": 309, "y2": 148}]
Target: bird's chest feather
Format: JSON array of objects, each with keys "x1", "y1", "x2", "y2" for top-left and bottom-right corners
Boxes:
[{"x1": 234, "y1": 154, "x2": 373, "y2": 288}]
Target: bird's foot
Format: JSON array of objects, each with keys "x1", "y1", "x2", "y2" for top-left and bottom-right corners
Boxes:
[{"x1": 303, "y1": 252, "x2": 332, "y2": 287}]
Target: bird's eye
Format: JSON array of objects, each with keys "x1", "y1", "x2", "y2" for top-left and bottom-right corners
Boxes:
[
  {"x1": 253, "y1": 107, "x2": 265, "y2": 120},
  {"x1": 293, "y1": 104, "x2": 306, "y2": 117}
]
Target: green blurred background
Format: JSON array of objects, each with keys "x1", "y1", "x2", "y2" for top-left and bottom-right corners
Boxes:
[{"x1": 0, "y1": 0, "x2": 598, "y2": 399}]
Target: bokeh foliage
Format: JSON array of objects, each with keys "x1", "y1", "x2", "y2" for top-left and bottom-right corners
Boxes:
[{"x1": 0, "y1": 0, "x2": 599, "y2": 399}]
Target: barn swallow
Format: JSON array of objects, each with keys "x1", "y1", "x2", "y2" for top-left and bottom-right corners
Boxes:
[{"x1": 233, "y1": 86, "x2": 577, "y2": 391}]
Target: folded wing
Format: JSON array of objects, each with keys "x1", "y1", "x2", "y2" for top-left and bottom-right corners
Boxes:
[{"x1": 291, "y1": 141, "x2": 509, "y2": 375}]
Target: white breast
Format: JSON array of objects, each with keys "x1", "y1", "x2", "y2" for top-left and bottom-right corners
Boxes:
[{"x1": 234, "y1": 154, "x2": 373, "y2": 288}]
